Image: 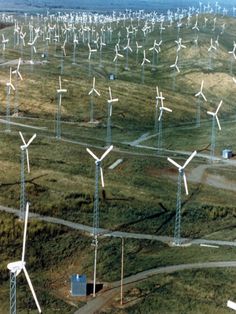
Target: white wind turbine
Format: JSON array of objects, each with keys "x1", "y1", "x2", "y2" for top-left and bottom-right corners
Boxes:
[
  {"x1": 99, "y1": 36, "x2": 106, "y2": 68},
  {"x1": 123, "y1": 37, "x2": 133, "y2": 70},
  {"x1": 167, "y1": 150, "x2": 197, "y2": 245},
  {"x1": 56, "y1": 76, "x2": 67, "y2": 139},
  {"x1": 228, "y1": 41, "x2": 236, "y2": 75},
  {"x1": 2, "y1": 33, "x2": 9, "y2": 53},
  {"x1": 207, "y1": 100, "x2": 222, "y2": 162},
  {"x1": 207, "y1": 38, "x2": 216, "y2": 70},
  {"x1": 12, "y1": 58, "x2": 23, "y2": 115},
  {"x1": 141, "y1": 50, "x2": 150, "y2": 83},
  {"x1": 113, "y1": 44, "x2": 124, "y2": 77},
  {"x1": 157, "y1": 92, "x2": 172, "y2": 152},
  {"x1": 106, "y1": 87, "x2": 119, "y2": 146},
  {"x1": 19, "y1": 131, "x2": 36, "y2": 220},
  {"x1": 88, "y1": 43, "x2": 97, "y2": 77},
  {"x1": 7, "y1": 202, "x2": 42, "y2": 314},
  {"x1": 88, "y1": 77, "x2": 100, "y2": 123},
  {"x1": 86, "y1": 145, "x2": 113, "y2": 298},
  {"x1": 170, "y1": 54, "x2": 179, "y2": 91},
  {"x1": 195, "y1": 80, "x2": 207, "y2": 127},
  {"x1": 6, "y1": 67, "x2": 15, "y2": 132},
  {"x1": 136, "y1": 41, "x2": 142, "y2": 62},
  {"x1": 28, "y1": 34, "x2": 38, "y2": 65},
  {"x1": 149, "y1": 39, "x2": 160, "y2": 70}
]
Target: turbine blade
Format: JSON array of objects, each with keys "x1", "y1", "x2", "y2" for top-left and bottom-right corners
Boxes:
[
  {"x1": 167, "y1": 157, "x2": 181, "y2": 169},
  {"x1": 22, "y1": 202, "x2": 29, "y2": 262},
  {"x1": 207, "y1": 111, "x2": 214, "y2": 116},
  {"x1": 26, "y1": 149, "x2": 30, "y2": 173},
  {"x1": 163, "y1": 106, "x2": 172, "y2": 112},
  {"x1": 183, "y1": 172, "x2": 189, "y2": 195},
  {"x1": 216, "y1": 100, "x2": 222, "y2": 114},
  {"x1": 19, "y1": 131, "x2": 27, "y2": 145},
  {"x1": 110, "y1": 104, "x2": 112, "y2": 117},
  {"x1": 94, "y1": 89, "x2": 100, "y2": 97},
  {"x1": 27, "y1": 133, "x2": 36, "y2": 147},
  {"x1": 183, "y1": 150, "x2": 197, "y2": 168},
  {"x1": 215, "y1": 115, "x2": 221, "y2": 130},
  {"x1": 100, "y1": 145, "x2": 113, "y2": 161},
  {"x1": 86, "y1": 148, "x2": 99, "y2": 161},
  {"x1": 201, "y1": 92, "x2": 207, "y2": 102},
  {"x1": 100, "y1": 167, "x2": 105, "y2": 188},
  {"x1": 23, "y1": 266, "x2": 42, "y2": 313},
  {"x1": 158, "y1": 110, "x2": 163, "y2": 121}
]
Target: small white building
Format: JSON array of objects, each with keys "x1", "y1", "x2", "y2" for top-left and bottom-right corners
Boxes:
[{"x1": 222, "y1": 149, "x2": 233, "y2": 159}]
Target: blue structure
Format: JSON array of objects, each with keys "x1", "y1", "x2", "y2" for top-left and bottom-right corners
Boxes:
[{"x1": 71, "y1": 274, "x2": 87, "y2": 297}]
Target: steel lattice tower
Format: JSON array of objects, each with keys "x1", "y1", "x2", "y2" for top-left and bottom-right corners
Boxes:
[
  {"x1": 6, "y1": 85, "x2": 11, "y2": 132},
  {"x1": 56, "y1": 93, "x2": 62, "y2": 139},
  {"x1": 210, "y1": 116, "x2": 216, "y2": 162},
  {"x1": 174, "y1": 171, "x2": 182, "y2": 245},
  {"x1": 106, "y1": 103, "x2": 112, "y2": 147},
  {"x1": 9, "y1": 271, "x2": 17, "y2": 314},
  {"x1": 157, "y1": 118, "x2": 163, "y2": 153}
]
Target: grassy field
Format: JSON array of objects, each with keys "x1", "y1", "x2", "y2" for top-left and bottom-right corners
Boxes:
[{"x1": 0, "y1": 10, "x2": 236, "y2": 313}]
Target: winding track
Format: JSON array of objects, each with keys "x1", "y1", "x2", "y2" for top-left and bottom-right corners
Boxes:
[{"x1": 1, "y1": 204, "x2": 236, "y2": 247}]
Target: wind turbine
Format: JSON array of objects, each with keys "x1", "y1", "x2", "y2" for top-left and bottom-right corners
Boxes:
[
  {"x1": 88, "y1": 43, "x2": 97, "y2": 77},
  {"x1": 149, "y1": 40, "x2": 160, "y2": 70},
  {"x1": 157, "y1": 92, "x2": 172, "y2": 153},
  {"x1": 195, "y1": 80, "x2": 207, "y2": 127},
  {"x1": 88, "y1": 77, "x2": 100, "y2": 123},
  {"x1": 123, "y1": 37, "x2": 132, "y2": 70},
  {"x1": 141, "y1": 50, "x2": 150, "y2": 84},
  {"x1": 99, "y1": 36, "x2": 106, "y2": 68},
  {"x1": 135, "y1": 41, "x2": 142, "y2": 62},
  {"x1": 167, "y1": 150, "x2": 197, "y2": 245},
  {"x1": 106, "y1": 87, "x2": 118, "y2": 146},
  {"x1": 56, "y1": 76, "x2": 67, "y2": 139},
  {"x1": 207, "y1": 100, "x2": 222, "y2": 162},
  {"x1": 19, "y1": 132, "x2": 36, "y2": 220},
  {"x1": 12, "y1": 58, "x2": 23, "y2": 115},
  {"x1": 170, "y1": 54, "x2": 179, "y2": 91},
  {"x1": 6, "y1": 68, "x2": 15, "y2": 132},
  {"x1": 207, "y1": 38, "x2": 216, "y2": 70},
  {"x1": 7, "y1": 202, "x2": 42, "y2": 314},
  {"x1": 86, "y1": 145, "x2": 113, "y2": 298},
  {"x1": 2, "y1": 33, "x2": 9, "y2": 56},
  {"x1": 113, "y1": 44, "x2": 124, "y2": 77},
  {"x1": 228, "y1": 41, "x2": 236, "y2": 75}
]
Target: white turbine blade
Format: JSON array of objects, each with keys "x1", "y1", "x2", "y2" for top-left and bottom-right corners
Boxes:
[
  {"x1": 215, "y1": 115, "x2": 221, "y2": 130},
  {"x1": 100, "y1": 167, "x2": 105, "y2": 187},
  {"x1": 216, "y1": 100, "x2": 222, "y2": 114},
  {"x1": 201, "y1": 80, "x2": 204, "y2": 91},
  {"x1": 233, "y1": 77, "x2": 236, "y2": 84},
  {"x1": 113, "y1": 55, "x2": 117, "y2": 62},
  {"x1": 167, "y1": 157, "x2": 181, "y2": 169},
  {"x1": 158, "y1": 110, "x2": 163, "y2": 121},
  {"x1": 108, "y1": 86, "x2": 112, "y2": 99},
  {"x1": 163, "y1": 106, "x2": 172, "y2": 112},
  {"x1": 19, "y1": 131, "x2": 27, "y2": 145},
  {"x1": 201, "y1": 92, "x2": 207, "y2": 102},
  {"x1": 21, "y1": 202, "x2": 29, "y2": 262},
  {"x1": 92, "y1": 77, "x2": 95, "y2": 88},
  {"x1": 18, "y1": 71, "x2": 23, "y2": 81},
  {"x1": 176, "y1": 64, "x2": 180, "y2": 73},
  {"x1": 207, "y1": 111, "x2": 214, "y2": 116},
  {"x1": 86, "y1": 148, "x2": 99, "y2": 161},
  {"x1": 94, "y1": 88, "x2": 100, "y2": 97},
  {"x1": 195, "y1": 91, "x2": 200, "y2": 97},
  {"x1": 23, "y1": 266, "x2": 42, "y2": 313},
  {"x1": 100, "y1": 145, "x2": 113, "y2": 161},
  {"x1": 26, "y1": 149, "x2": 30, "y2": 173},
  {"x1": 156, "y1": 86, "x2": 159, "y2": 97},
  {"x1": 183, "y1": 172, "x2": 189, "y2": 195},
  {"x1": 183, "y1": 150, "x2": 197, "y2": 168},
  {"x1": 88, "y1": 88, "x2": 93, "y2": 96},
  {"x1": 110, "y1": 104, "x2": 112, "y2": 116},
  {"x1": 27, "y1": 133, "x2": 36, "y2": 147}
]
